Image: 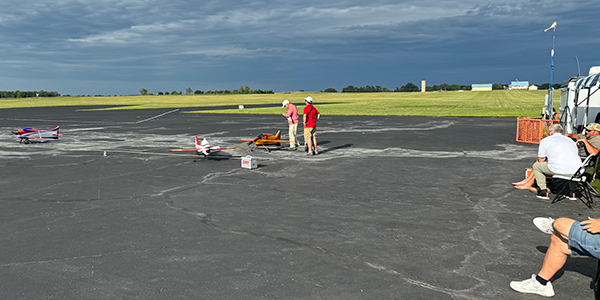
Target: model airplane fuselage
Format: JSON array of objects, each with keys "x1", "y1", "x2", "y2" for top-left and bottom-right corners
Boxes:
[
  {"x1": 168, "y1": 137, "x2": 235, "y2": 158},
  {"x1": 12, "y1": 126, "x2": 60, "y2": 144},
  {"x1": 240, "y1": 130, "x2": 290, "y2": 152}
]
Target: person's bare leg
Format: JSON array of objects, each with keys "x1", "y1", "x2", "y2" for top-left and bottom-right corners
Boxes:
[
  {"x1": 514, "y1": 176, "x2": 535, "y2": 189},
  {"x1": 513, "y1": 173, "x2": 535, "y2": 185},
  {"x1": 538, "y1": 218, "x2": 574, "y2": 280},
  {"x1": 307, "y1": 137, "x2": 313, "y2": 154},
  {"x1": 514, "y1": 175, "x2": 534, "y2": 185}
]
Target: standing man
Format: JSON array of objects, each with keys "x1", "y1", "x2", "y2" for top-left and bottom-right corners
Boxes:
[
  {"x1": 281, "y1": 99, "x2": 299, "y2": 150},
  {"x1": 532, "y1": 123, "x2": 581, "y2": 199},
  {"x1": 303, "y1": 96, "x2": 320, "y2": 155}
]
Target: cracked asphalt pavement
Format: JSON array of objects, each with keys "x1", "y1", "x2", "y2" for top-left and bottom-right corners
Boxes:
[{"x1": 0, "y1": 106, "x2": 597, "y2": 299}]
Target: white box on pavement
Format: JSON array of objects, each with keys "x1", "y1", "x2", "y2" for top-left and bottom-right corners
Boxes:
[{"x1": 241, "y1": 156, "x2": 257, "y2": 169}]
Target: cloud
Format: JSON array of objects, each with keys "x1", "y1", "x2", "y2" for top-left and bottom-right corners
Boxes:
[{"x1": 0, "y1": 0, "x2": 598, "y2": 95}]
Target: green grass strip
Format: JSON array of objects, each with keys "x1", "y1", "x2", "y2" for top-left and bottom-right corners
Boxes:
[{"x1": 0, "y1": 90, "x2": 557, "y2": 118}]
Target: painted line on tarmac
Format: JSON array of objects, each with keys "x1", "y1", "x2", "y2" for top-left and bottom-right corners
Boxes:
[{"x1": 135, "y1": 109, "x2": 180, "y2": 124}]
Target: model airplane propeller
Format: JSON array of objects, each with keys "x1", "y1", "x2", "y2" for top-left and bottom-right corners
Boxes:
[
  {"x1": 240, "y1": 130, "x2": 290, "y2": 152},
  {"x1": 12, "y1": 126, "x2": 60, "y2": 144},
  {"x1": 168, "y1": 136, "x2": 235, "y2": 158}
]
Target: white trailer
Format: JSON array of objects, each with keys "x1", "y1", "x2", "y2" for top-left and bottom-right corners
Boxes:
[{"x1": 560, "y1": 66, "x2": 600, "y2": 133}]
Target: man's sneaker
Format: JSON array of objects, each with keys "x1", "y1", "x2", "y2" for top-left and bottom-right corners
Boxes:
[
  {"x1": 510, "y1": 274, "x2": 554, "y2": 297},
  {"x1": 568, "y1": 192, "x2": 577, "y2": 201},
  {"x1": 533, "y1": 217, "x2": 555, "y2": 234},
  {"x1": 536, "y1": 189, "x2": 550, "y2": 200}
]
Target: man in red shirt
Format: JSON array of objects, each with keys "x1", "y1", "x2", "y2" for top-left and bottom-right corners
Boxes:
[{"x1": 303, "y1": 96, "x2": 320, "y2": 155}]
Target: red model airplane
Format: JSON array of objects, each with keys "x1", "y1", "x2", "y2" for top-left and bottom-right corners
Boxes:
[
  {"x1": 168, "y1": 136, "x2": 235, "y2": 158},
  {"x1": 12, "y1": 126, "x2": 60, "y2": 144},
  {"x1": 240, "y1": 130, "x2": 290, "y2": 152}
]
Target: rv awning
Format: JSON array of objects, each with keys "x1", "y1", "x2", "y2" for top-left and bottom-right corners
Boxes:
[{"x1": 576, "y1": 73, "x2": 600, "y2": 89}]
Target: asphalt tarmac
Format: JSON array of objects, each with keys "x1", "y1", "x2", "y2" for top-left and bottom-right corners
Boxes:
[{"x1": 0, "y1": 106, "x2": 597, "y2": 299}]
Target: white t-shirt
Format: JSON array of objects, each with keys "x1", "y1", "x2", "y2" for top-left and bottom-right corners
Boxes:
[{"x1": 538, "y1": 133, "x2": 581, "y2": 174}]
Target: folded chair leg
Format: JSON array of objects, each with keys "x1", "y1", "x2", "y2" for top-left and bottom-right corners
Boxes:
[
  {"x1": 592, "y1": 259, "x2": 600, "y2": 298},
  {"x1": 580, "y1": 186, "x2": 594, "y2": 208},
  {"x1": 551, "y1": 182, "x2": 569, "y2": 204}
]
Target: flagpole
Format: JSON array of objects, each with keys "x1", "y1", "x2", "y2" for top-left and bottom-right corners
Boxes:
[{"x1": 544, "y1": 22, "x2": 557, "y2": 120}]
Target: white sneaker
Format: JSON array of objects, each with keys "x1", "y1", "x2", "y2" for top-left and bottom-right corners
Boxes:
[
  {"x1": 533, "y1": 217, "x2": 555, "y2": 234},
  {"x1": 510, "y1": 274, "x2": 555, "y2": 297}
]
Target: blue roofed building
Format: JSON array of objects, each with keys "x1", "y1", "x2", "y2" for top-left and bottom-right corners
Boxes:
[
  {"x1": 509, "y1": 81, "x2": 531, "y2": 90},
  {"x1": 471, "y1": 83, "x2": 492, "y2": 91}
]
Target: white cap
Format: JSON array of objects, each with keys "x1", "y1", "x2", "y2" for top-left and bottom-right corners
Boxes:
[
  {"x1": 282, "y1": 99, "x2": 289, "y2": 108},
  {"x1": 304, "y1": 96, "x2": 313, "y2": 103}
]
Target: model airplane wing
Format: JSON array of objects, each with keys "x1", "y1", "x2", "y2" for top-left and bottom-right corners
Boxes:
[
  {"x1": 167, "y1": 147, "x2": 198, "y2": 152},
  {"x1": 211, "y1": 146, "x2": 236, "y2": 150},
  {"x1": 269, "y1": 139, "x2": 291, "y2": 143},
  {"x1": 239, "y1": 138, "x2": 291, "y2": 143}
]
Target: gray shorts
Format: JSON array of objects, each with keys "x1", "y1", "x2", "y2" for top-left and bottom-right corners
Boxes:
[{"x1": 569, "y1": 221, "x2": 600, "y2": 258}]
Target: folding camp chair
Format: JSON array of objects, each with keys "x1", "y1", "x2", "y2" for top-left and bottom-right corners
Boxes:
[
  {"x1": 593, "y1": 259, "x2": 600, "y2": 300},
  {"x1": 552, "y1": 154, "x2": 599, "y2": 208}
]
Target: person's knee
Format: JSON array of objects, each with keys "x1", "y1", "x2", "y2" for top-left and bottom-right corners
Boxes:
[{"x1": 553, "y1": 218, "x2": 575, "y2": 236}]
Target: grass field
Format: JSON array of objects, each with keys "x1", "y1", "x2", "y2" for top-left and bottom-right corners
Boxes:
[{"x1": 0, "y1": 90, "x2": 558, "y2": 117}]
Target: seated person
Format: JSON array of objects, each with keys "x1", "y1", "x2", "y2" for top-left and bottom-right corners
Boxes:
[
  {"x1": 575, "y1": 123, "x2": 600, "y2": 156},
  {"x1": 513, "y1": 124, "x2": 580, "y2": 199},
  {"x1": 510, "y1": 217, "x2": 600, "y2": 297}
]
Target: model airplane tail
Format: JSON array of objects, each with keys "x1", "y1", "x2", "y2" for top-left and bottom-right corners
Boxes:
[
  {"x1": 274, "y1": 130, "x2": 281, "y2": 140},
  {"x1": 50, "y1": 126, "x2": 59, "y2": 138}
]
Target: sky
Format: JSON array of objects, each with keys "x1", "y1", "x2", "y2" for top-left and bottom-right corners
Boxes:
[{"x1": 1, "y1": 0, "x2": 599, "y2": 96}]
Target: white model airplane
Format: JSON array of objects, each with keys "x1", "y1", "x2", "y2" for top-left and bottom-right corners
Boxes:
[{"x1": 168, "y1": 137, "x2": 235, "y2": 158}]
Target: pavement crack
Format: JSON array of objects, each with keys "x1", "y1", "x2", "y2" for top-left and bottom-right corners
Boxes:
[
  {"x1": 0, "y1": 249, "x2": 149, "y2": 267},
  {"x1": 163, "y1": 192, "x2": 488, "y2": 299}
]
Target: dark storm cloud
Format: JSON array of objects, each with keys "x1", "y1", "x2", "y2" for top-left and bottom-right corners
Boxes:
[{"x1": 0, "y1": 0, "x2": 598, "y2": 94}]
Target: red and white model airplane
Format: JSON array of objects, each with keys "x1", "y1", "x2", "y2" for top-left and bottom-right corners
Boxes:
[
  {"x1": 12, "y1": 126, "x2": 60, "y2": 144},
  {"x1": 168, "y1": 136, "x2": 236, "y2": 158}
]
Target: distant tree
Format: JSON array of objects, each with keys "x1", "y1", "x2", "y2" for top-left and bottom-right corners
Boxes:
[
  {"x1": 492, "y1": 83, "x2": 504, "y2": 90},
  {"x1": 342, "y1": 85, "x2": 356, "y2": 92},
  {"x1": 164, "y1": 91, "x2": 170, "y2": 95},
  {"x1": 539, "y1": 83, "x2": 560, "y2": 90},
  {"x1": 323, "y1": 88, "x2": 337, "y2": 93},
  {"x1": 140, "y1": 88, "x2": 148, "y2": 95},
  {"x1": 399, "y1": 83, "x2": 419, "y2": 92},
  {"x1": 194, "y1": 90, "x2": 204, "y2": 95},
  {"x1": 158, "y1": 91, "x2": 164, "y2": 95},
  {"x1": 185, "y1": 87, "x2": 193, "y2": 95},
  {"x1": 171, "y1": 91, "x2": 180, "y2": 95},
  {"x1": 237, "y1": 86, "x2": 250, "y2": 94}
]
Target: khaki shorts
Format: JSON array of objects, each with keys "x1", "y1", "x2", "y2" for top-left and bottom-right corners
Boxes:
[{"x1": 304, "y1": 127, "x2": 316, "y2": 143}]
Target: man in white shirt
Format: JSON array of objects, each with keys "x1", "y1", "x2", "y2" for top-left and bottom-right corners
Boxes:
[{"x1": 532, "y1": 124, "x2": 581, "y2": 199}]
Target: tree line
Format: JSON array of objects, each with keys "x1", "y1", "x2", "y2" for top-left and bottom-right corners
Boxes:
[
  {"x1": 141, "y1": 86, "x2": 274, "y2": 96},
  {"x1": 0, "y1": 90, "x2": 61, "y2": 98},
  {"x1": 323, "y1": 82, "x2": 562, "y2": 93}
]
